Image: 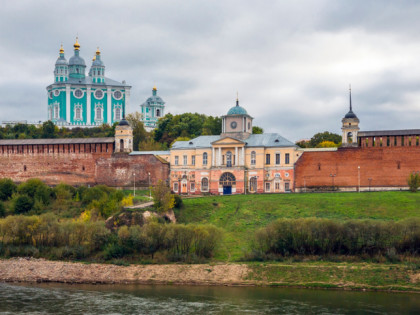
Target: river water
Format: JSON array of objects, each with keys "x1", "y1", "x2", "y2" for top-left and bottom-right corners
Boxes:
[{"x1": 0, "y1": 282, "x2": 419, "y2": 314}]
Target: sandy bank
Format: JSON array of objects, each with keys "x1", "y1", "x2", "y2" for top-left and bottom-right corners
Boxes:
[{"x1": 0, "y1": 258, "x2": 250, "y2": 286}]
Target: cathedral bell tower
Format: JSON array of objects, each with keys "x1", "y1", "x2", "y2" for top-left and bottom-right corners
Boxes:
[
  {"x1": 341, "y1": 86, "x2": 360, "y2": 147},
  {"x1": 221, "y1": 96, "x2": 253, "y2": 140},
  {"x1": 115, "y1": 115, "x2": 133, "y2": 153}
]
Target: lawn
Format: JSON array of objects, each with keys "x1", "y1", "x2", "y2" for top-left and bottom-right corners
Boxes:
[{"x1": 176, "y1": 192, "x2": 420, "y2": 261}]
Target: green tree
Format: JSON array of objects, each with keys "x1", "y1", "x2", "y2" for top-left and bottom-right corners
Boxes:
[
  {"x1": 316, "y1": 141, "x2": 339, "y2": 148},
  {"x1": 0, "y1": 178, "x2": 17, "y2": 201},
  {"x1": 41, "y1": 121, "x2": 57, "y2": 138},
  {"x1": 252, "y1": 126, "x2": 264, "y2": 134},
  {"x1": 408, "y1": 172, "x2": 420, "y2": 192},
  {"x1": 126, "y1": 112, "x2": 147, "y2": 151},
  {"x1": 309, "y1": 131, "x2": 341, "y2": 147},
  {"x1": 14, "y1": 195, "x2": 34, "y2": 214},
  {"x1": 152, "y1": 180, "x2": 175, "y2": 214},
  {"x1": 0, "y1": 202, "x2": 5, "y2": 217}
]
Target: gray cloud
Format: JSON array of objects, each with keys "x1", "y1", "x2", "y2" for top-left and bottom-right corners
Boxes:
[{"x1": 1, "y1": 0, "x2": 420, "y2": 142}]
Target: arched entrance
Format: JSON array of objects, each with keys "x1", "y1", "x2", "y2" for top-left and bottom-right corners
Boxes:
[
  {"x1": 219, "y1": 172, "x2": 236, "y2": 195},
  {"x1": 120, "y1": 139, "x2": 124, "y2": 152}
]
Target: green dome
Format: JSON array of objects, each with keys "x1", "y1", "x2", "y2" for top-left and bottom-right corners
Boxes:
[{"x1": 227, "y1": 102, "x2": 248, "y2": 115}]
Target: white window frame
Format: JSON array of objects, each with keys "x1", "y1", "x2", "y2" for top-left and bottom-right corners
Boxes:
[
  {"x1": 265, "y1": 182, "x2": 271, "y2": 192},
  {"x1": 173, "y1": 182, "x2": 179, "y2": 192},
  {"x1": 74, "y1": 103, "x2": 83, "y2": 121},
  {"x1": 183, "y1": 155, "x2": 187, "y2": 166},
  {"x1": 190, "y1": 182, "x2": 195, "y2": 192},
  {"x1": 94, "y1": 89, "x2": 104, "y2": 100},
  {"x1": 201, "y1": 177, "x2": 209, "y2": 192},
  {"x1": 251, "y1": 151, "x2": 256, "y2": 165},
  {"x1": 191, "y1": 155, "x2": 195, "y2": 166},
  {"x1": 94, "y1": 103, "x2": 103, "y2": 121},
  {"x1": 174, "y1": 156, "x2": 179, "y2": 165},
  {"x1": 285, "y1": 182, "x2": 290, "y2": 191},
  {"x1": 73, "y1": 89, "x2": 84, "y2": 99},
  {"x1": 53, "y1": 102, "x2": 60, "y2": 119},
  {"x1": 203, "y1": 152, "x2": 208, "y2": 165}
]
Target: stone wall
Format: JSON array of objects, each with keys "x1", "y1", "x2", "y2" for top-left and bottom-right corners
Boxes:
[{"x1": 294, "y1": 147, "x2": 420, "y2": 191}]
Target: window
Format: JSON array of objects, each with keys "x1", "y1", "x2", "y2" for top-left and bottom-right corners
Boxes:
[
  {"x1": 250, "y1": 177, "x2": 257, "y2": 192},
  {"x1": 74, "y1": 89, "x2": 83, "y2": 98},
  {"x1": 275, "y1": 181, "x2": 280, "y2": 190},
  {"x1": 276, "y1": 153, "x2": 280, "y2": 165},
  {"x1": 94, "y1": 89, "x2": 104, "y2": 99},
  {"x1": 251, "y1": 151, "x2": 256, "y2": 165},
  {"x1": 190, "y1": 182, "x2": 195, "y2": 192},
  {"x1": 265, "y1": 182, "x2": 271, "y2": 192},
  {"x1": 183, "y1": 155, "x2": 187, "y2": 165},
  {"x1": 54, "y1": 105, "x2": 59, "y2": 119},
  {"x1": 226, "y1": 151, "x2": 232, "y2": 167},
  {"x1": 285, "y1": 153, "x2": 290, "y2": 164},
  {"x1": 174, "y1": 156, "x2": 179, "y2": 165},
  {"x1": 265, "y1": 154, "x2": 270, "y2": 165},
  {"x1": 75, "y1": 107, "x2": 82, "y2": 120},
  {"x1": 115, "y1": 107, "x2": 121, "y2": 120},
  {"x1": 201, "y1": 178, "x2": 209, "y2": 192},
  {"x1": 156, "y1": 109, "x2": 161, "y2": 117},
  {"x1": 203, "y1": 152, "x2": 208, "y2": 165},
  {"x1": 95, "y1": 106, "x2": 102, "y2": 120},
  {"x1": 114, "y1": 90, "x2": 122, "y2": 100},
  {"x1": 173, "y1": 182, "x2": 179, "y2": 192},
  {"x1": 219, "y1": 172, "x2": 236, "y2": 186},
  {"x1": 192, "y1": 155, "x2": 195, "y2": 166},
  {"x1": 285, "y1": 182, "x2": 290, "y2": 191},
  {"x1": 48, "y1": 107, "x2": 52, "y2": 120}
]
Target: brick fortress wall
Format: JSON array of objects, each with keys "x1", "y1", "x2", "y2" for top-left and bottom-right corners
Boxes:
[
  {"x1": 294, "y1": 147, "x2": 420, "y2": 191},
  {"x1": 0, "y1": 142, "x2": 169, "y2": 187}
]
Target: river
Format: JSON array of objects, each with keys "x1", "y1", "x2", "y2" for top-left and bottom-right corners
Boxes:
[{"x1": 0, "y1": 282, "x2": 419, "y2": 314}]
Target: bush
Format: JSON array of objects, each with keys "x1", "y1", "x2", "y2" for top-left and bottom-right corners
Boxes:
[
  {"x1": 152, "y1": 180, "x2": 175, "y2": 214},
  {"x1": 0, "y1": 202, "x2": 5, "y2": 218},
  {"x1": 408, "y1": 172, "x2": 420, "y2": 192},
  {"x1": 173, "y1": 194, "x2": 183, "y2": 209},
  {"x1": 0, "y1": 178, "x2": 17, "y2": 201},
  {"x1": 13, "y1": 195, "x2": 34, "y2": 214}
]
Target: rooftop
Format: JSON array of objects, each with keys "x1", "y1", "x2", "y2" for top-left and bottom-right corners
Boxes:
[
  {"x1": 0, "y1": 137, "x2": 114, "y2": 145},
  {"x1": 358, "y1": 129, "x2": 420, "y2": 137}
]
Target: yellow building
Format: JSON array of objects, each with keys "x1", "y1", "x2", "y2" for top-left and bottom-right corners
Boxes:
[{"x1": 170, "y1": 100, "x2": 301, "y2": 195}]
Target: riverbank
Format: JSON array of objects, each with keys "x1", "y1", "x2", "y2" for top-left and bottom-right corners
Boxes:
[{"x1": 1, "y1": 258, "x2": 419, "y2": 292}]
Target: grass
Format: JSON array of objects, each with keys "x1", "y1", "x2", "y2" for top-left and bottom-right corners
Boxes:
[
  {"x1": 245, "y1": 261, "x2": 420, "y2": 292},
  {"x1": 122, "y1": 189, "x2": 151, "y2": 204},
  {"x1": 176, "y1": 191, "x2": 420, "y2": 261}
]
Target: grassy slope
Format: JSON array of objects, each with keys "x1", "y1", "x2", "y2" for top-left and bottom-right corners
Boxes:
[{"x1": 177, "y1": 192, "x2": 420, "y2": 261}]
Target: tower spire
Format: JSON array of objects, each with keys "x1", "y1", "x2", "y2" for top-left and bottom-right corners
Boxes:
[
  {"x1": 236, "y1": 91, "x2": 239, "y2": 106},
  {"x1": 349, "y1": 84, "x2": 352, "y2": 111}
]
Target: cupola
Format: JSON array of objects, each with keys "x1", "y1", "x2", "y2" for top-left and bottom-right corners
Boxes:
[
  {"x1": 54, "y1": 44, "x2": 68, "y2": 82},
  {"x1": 90, "y1": 47, "x2": 105, "y2": 83},
  {"x1": 68, "y1": 37, "x2": 86, "y2": 79},
  {"x1": 221, "y1": 96, "x2": 253, "y2": 140}
]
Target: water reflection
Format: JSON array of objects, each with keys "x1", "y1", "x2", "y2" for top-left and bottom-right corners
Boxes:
[{"x1": 0, "y1": 282, "x2": 418, "y2": 314}]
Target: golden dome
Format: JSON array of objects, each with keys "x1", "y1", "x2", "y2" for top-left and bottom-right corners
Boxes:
[
  {"x1": 59, "y1": 44, "x2": 64, "y2": 54},
  {"x1": 74, "y1": 37, "x2": 80, "y2": 50},
  {"x1": 153, "y1": 86, "x2": 157, "y2": 91},
  {"x1": 96, "y1": 47, "x2": 100, "y2": 55},
  {"x1": 92, "y1": 56, "x2": 96, "y2": 62}
]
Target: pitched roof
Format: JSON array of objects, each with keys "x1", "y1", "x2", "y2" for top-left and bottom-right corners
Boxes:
[
  {"x1": 171, "y1": 133, "x2": 296, "y2": 150},
  {"x1": 47, "y1": 76, "x2": 130, "y2": 88}
]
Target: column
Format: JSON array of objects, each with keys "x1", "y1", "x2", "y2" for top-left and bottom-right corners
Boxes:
[
  {"x1": 86, "y1": 86, "x2": 91, "y2": 125},
  {"x1": 212, "y1": 147, "x2": 215, "y2": 166},
  {"x1": 65, "y1": 85, "x2": 70, "y2": 123},
  {"x1": 235, "y1": 147, "x2": 238, "y2": 166},
  {"x1": 218, "y1": 147, "x2": 222, "y2": 166},
  {"x1": 125, "y1": 89, "x2": 130, "y2": 116},
  {"x1": 241, "y1": 147, "x2": 245, "y2": 165},
  {"x1": 107, "y1": 88, "x2": 112, "y2": 124}
]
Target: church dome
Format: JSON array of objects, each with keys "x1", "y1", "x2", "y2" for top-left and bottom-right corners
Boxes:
[
  {"x1": 69, "y1": 54, "x2": 86, "y2": 66},
  {"x1": 344, "y1": 110, "x2": 358, "y2": 119},
  {"x1": 55, "y1": 56, "x2": 68, "y2": 66},
  {"x1": 92, "y1": 58, "x2": 104, "y2": 67},
  {"x1": 118, "y1": 118, "x2": 130, "y2": 126}
]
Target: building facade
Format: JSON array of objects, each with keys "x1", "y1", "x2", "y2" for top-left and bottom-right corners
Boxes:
[
  {"x1": 169, "y1": 100, "x2": 301, "y2": 195},
  {"x1": 140, "y1": 87, "x2": 165, "y2": 131},
  {"x1": 46, "y1": 38, "x2": 131, "y2": 127}
]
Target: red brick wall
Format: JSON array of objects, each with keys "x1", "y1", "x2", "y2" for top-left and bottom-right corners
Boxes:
[
  {"x1": 295, "y1": 147, "x2": 420, "y2": 190},
  {"x1": 0, "y1": 150, "x2": 169, "y2": 187}
]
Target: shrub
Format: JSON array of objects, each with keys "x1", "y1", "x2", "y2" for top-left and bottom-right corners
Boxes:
[
  {"x1": 0, "y1": 202, "x2": 5, "y2": 218},
  {"x1": 173, "y1": 194, "x2": 183, "y2": 209},
  {"x1": 152, "y1": 180, "x2": 175, "y2": 213},
  {"x1": 408, "y1": 172, "x2": 420, "y2": 192},
  {"x1": 13, "y1": 195, "x2": 34, "y2": 214},
  {"x1": 0, "y1": 178, "x2": 17, "y2": 201}
]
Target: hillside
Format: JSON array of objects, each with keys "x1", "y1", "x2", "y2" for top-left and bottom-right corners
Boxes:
[{"x1": 177, "y1": 192, "x2": 420, "y2": 260}]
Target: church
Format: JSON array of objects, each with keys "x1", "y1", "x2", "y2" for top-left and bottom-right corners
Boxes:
[
  {"x1": 140, "y1": 86, "x2": 166, "y2": 131},
  {"x1": 46, "y1": 38, "x2": 131, "y2": 127},
  {"x1": 168, "y1": 99, "x2": 301, "y2": 195}
]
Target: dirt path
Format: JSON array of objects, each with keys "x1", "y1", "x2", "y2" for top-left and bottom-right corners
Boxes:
[{"x1": 0, "y1": 258, "x2": 250, "y2": 285}]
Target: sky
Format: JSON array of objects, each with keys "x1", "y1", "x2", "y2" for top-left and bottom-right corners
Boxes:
[{"x1": 1, "y1": 0, "x2": 420, "y2": 141}]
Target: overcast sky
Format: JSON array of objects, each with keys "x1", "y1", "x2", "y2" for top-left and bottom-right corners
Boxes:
[{"x1": 1, "y1": 0, "x2": 420, "y2": 141}]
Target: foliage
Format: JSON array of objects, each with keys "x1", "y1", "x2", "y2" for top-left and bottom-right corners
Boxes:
[
  {"x1": 0, "y1": 178, "x2": 17, "y2": 201},
  {"x1": 408, "y1": 172, "x2": 420, "y2": 192},
  {"x1": 316, "y1": 140, "x2": 339, "y2": 148},
  {"x1": 173, "y1": 194, "x2": 183, "y2": 209},
  {"x1": 0, "y1": 202, "x2": 5, "y2": 218},
  {"x1": 308, "y1": 131, "x2": 341, "y2": 148},
  {"x1": 126, "y1": 112, "x2": 147, "y2": 151},
  {"x1": 154, "y1": 113, "x2": 221, "y2": 146},
  {"x1": 252, "y1": 126, "x2": 264, "y2": 134},
  {"x1": 152, "y1": 180, "x2": 175, "y2": 214},
  {"x1": 13, "y1": 195, "x2": 34, "y2": 214},
  {"x1": 251, "y1": 218, "x2": 420, "y2": 258},
  {"x1": 121, "y1": 194, "x2": 134, "y2": 207}
]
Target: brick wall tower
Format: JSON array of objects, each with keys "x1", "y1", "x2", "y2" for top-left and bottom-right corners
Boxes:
[
  {"x1": 114, "y1": 117, "x2": 133, "y2": 153},
  {"x1": 341, "y1": 86, "x2": 360, "y2": 147}
]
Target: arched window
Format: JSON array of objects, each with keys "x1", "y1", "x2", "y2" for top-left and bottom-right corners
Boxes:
[
  {"x1": 75, "y1": 107, "x2": 81, "y2": 120},
  {"x1": 203, "y1": 152, "x2": 208, "y2": 165},
  {"x1": 226, "y1": 151, "x2": 232, "y2": 167},
  {"x1": 250, "y1": 177, "x2": 257, "y2": 192},
  {"x1": 219, "y1": 172, "x2": 236, "y2": 186},
  {"x1": 115, "y1": 107, "x2": 121, "y2": 120},
  {"x1": 120, "y1": 139, "x2": 124, "y2": 152},
  {"x1": 347, "y1": 132, "x2": 353, "y2": 143},
  {"x1": 201, "y1": 178, "x2": 209, "y2": 192},
  {"x1": 251, "y1": 151, "x2": 256, "y2": 165},
  {"x1": 156, "y1": 109, "x2": 161, "y2": 117},
  {"x1": 96, "y1": 107, "x2": 102, "y2": 120}
]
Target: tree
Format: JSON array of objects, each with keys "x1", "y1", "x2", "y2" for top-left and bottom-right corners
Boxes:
[
  {"x1": 316, "y1": 141, "x2": 339, "y2": 148},
  {"x1": 0, "y1": 178, "x2": 17, "y2": 201},
  {"x1": 252, "y1": 126, "x2": 264, "y2": 134},
  {"x1": 152, "y1": 180, "x2": 175, "y2": 214},
  {"x1": 0, "y1": 202, "x2": 5, "y2": 217},
  {"x1": 41, "y1": 121, "x2": 57, "y2": 138},
  {"x1": 14, "y1": 195, "x2": 34, "y2": 214},
  {"x1": 126, "y1": 112, "x2": 148, "y2": 151},
  {"x1": 309, "y1": 131, "x2": 341, "y2": 147},
  {"x1": 408, "y1": 172, "x2": 420, "y2": 192}
]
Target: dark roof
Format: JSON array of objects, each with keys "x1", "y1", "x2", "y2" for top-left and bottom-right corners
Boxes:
[
  {"x1": 0, "y1": 137, "x2": 114, "y2": 145},
  {"x1": 358, "y1": 129, "x2": 420, "y2": 137},
  {"x1": 344, "y1": 110, "x2": 358, "y2": 119},
  {"x1": 118, "y1": 118, "x2": 129, "y2": 126}
]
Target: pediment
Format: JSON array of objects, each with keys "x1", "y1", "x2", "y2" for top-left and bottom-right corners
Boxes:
[{"x1": 211, "y1": 136, "x2": 245, "y2": 145}]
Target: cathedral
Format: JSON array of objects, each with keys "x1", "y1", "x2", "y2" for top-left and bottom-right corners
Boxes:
[
  {"x1": 46, "y1": 38, "x2": 131, "y2": 127},
  {"x1": 140, "y1": 86, "x2": 165, "y2": 131}
]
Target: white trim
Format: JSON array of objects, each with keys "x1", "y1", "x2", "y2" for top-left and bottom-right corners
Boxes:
[
  {"x1": 113, "y1": 90, "x2": 123, "y2": 100},
  {"x1": 86, "y1": 86, "x2": 91, "y2": 125},
  {"x1": 94, "y1": 89, "x2": 105, "y2": 100},
  {"x1": 107, "y1": 88, "x2": 112, "y2": 124},
  {"x1": 201, "y1": 177, "x2": 209, "y2": 192},
  {"x1": 65, "y1": 85, "x2": 70, "y2": 123},
  {"x1": 73, "y1": 88, "x2": 84, "y2": 99}
]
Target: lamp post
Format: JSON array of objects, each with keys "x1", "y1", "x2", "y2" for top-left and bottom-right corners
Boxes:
[
  {"x1": 330, "y1": 174, "x2": 336, "y2": 191},
  {"x1": 133, "y1": 172, "x2": 136, "y2": 197},
  {"x1": 148, "y1": 172, "x2": 151, "y2": 199},
  {"x1": 358, "y1": 166, "x2": 360, "y2": 193}
]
